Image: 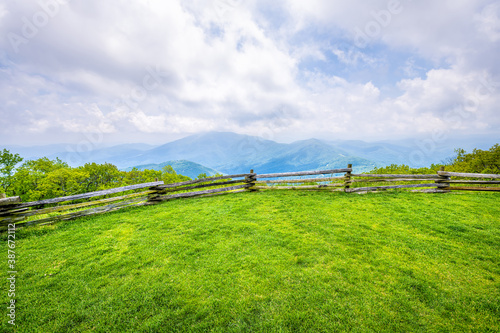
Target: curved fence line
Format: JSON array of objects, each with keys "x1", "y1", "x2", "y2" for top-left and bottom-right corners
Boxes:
[{"x1": 1, "y1": 165, "x2": 498, "y2": 231}]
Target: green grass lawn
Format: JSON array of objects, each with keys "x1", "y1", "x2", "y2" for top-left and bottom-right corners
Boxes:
[{"x1": 2, "y1": 191, "x2": 500, "y2": 332}]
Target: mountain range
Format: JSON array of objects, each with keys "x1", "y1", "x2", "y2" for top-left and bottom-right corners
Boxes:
[{"x1": 4, "y1": 132, "x2": 497, "y2": 176}]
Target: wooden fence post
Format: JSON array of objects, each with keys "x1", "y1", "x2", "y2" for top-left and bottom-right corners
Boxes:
[
  {"x1": 147, "y1": 185, "x2": 165, "y2": 204},
  {"x1": 436, "y1": 166, "x2": 450, "y2": 191},
  {"x1": 147, "y1": 191, "x2": 160, "y2": 204},
  {"x1": 344, "y1": 164, "x2": 352, "y2": 193},
  {"x1": 245, "y1": 169, "x2": 257, "y2": 192}
]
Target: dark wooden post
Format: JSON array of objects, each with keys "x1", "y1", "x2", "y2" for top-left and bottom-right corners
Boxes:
[
  {"x1": 147, "y1": 184, "x2": 164, "y2": 204},
  {"x1": 245, "y1": 169, "x2": 257, "y2": 192},
  {"x1": 436, "y1": 166, "x2": 450, "y2": 192},
  {"x1": 344, "y1": 164, "x2": 352, "y2": 193}
]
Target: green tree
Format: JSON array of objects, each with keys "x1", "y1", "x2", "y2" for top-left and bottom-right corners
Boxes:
[
  {"x1": 0, "y1": 149, "x2": 23, "y2": 193},
  {"x1": 10, "y1": 157, "x2": 70, "y2": 200},
  {"x1": 161, "y1": 165, "x2": 190, "y2": 184},
  {"x1": 449, "y1": 144, "x2": 500, "y2": 174},
  {"x1": 123, "y1": 168, "x2": 146, "y2": 185},
  {"x1": 196, "y1": 173, "x2": 208, "y2": 179},
  {"x1": 3, "y1": 153, "x2": 194, "y2": 201},
  {"x1": 79, "y1": 163, "x2": 123, "y2": 192},
  {"x1": 368, "y1": 164, "x2": 441, "y2": 175},
  {"x1": 369, "y1": 144, "x2": 499, "y2": 176},
  {"x1": 37, "y1": 167, "x2": 88, "y2": 198}
]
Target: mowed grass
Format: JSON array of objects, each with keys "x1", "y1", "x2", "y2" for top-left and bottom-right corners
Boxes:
[{"x1": 2, "y1": 191, "x2": 500, "y2": 332}]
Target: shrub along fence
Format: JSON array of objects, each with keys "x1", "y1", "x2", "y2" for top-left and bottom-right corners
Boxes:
[{"x1": 1, "y1": 165, "x2": 499, "y2": 231}]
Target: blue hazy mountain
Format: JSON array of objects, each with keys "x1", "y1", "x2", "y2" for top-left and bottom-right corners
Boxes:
[
  {"x1": 6, "y1": 132, "x2": 495, "y2": 175},
  {"x1": 47, "y1": 143, "x2": 158, "y2": 167},
  {"x1": 325, "y1": 140, "x2": 416, "y2": 166},
  {"x1": 120, "y1": 132, "x2": 378, "y2": 174},
  {"x1": 4, "y1": 144, "x2": 78, "y2": 162},
  {"x1": 4, "y1": 143, "x2": 157, "y2": 167},
  {"x1": 325, "y1": 135, "x2": 498, "y2": 167}
]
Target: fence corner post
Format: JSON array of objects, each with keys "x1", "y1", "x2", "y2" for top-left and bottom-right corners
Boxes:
[
  {"x1": 147, "y1": 184, "x2": 163, "y2": 204},
  {"x1": 245, "y1": 169, "x2": 257, "y2": 192},
  {"x1": 344, "y1": 164, "x2": 352, "y2": 193},
  {"x1": 436, "y1": 166, "x2": 450, "y2": 192}
]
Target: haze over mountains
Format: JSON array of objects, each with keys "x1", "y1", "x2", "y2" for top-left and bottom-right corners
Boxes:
[{"x1": 4, "y1": 132, "x2": 497, "y2": 176}]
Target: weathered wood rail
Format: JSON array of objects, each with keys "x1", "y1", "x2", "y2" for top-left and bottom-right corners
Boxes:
[
  {"x1": 0, "y1": 182, "x2": 164, "y2": 231},
  {"x1": 146, "y1": 173, "x2": 254, "y2": 203},
  {"x1": 1, "y1": 165, "x2": 498, "y2": 231},
  {"x1": 435, "y1": 171, "x2": 500, "y2": 191},
  {"x1": 254, "y1": 168, "x2": 349, "y2": 192},
  {"x1": 347, "y1": 172, "x2": 444, "y2": 193}
]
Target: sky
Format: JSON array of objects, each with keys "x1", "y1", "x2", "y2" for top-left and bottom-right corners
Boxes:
[{"x1": 0, "y1": 0, "x2": 499, "y2": 147}]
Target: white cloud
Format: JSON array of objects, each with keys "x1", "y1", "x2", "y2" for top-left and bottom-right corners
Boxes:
[
  {"x1": 0, "y1": 3, "x2": 7, "y2": 19},
  {"x1": 129, "y1": 111, "x2": 167, "y2": 133},
  {"x1": 331, "y1": 47, "x2": 377, "y2": 67},
  {"x1": 475, "y1": 2, "x2": 500, "y2": 42},
  {"x1": 27, "y1": 119, "x2": 50, "y2": 133},
  {"x1": 0, "y1": 0, "x2": 498, "y2": 146}
]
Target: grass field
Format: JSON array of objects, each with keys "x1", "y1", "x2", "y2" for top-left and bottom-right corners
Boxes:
[{"x1": 2, "y1": 191, "x2": 499, "y2": 332}]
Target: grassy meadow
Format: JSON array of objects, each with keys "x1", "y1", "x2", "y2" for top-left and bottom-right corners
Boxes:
[{"x1": 2, "y1": 191, "x2": 499, "y2": 332}]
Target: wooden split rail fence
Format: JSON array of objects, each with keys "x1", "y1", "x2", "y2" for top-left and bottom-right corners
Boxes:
[
  {"x1": 0, "y1": 181, "x2": 164, "y2": 231},
  {"x1": 1, "y1": 166, "x2": 499, "y2": 231}
]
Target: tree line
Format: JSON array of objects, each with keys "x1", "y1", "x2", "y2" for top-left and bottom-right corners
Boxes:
[
  {"x1": 368, "y1": 144, "x2": 499, "y2": 175},
  {"x1": 0, "y1": 150, "x2": 196, "y2": 201}
]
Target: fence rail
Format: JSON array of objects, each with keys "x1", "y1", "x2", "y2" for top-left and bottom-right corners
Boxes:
[
  {"x1": 254, "y1": 168, "x2": 348, "y2": 192},
  {"x1": 255, "y1": 168, "x2": 351, "y2": 179},
  {"x1": 437, "y1": 171, "x2": 500, "y2": 179},
  {"x1": 0, "y1": 182, "x2": 165, "y2": 230},
  {"x1": 1, "y1": 165, "x2": 498, "y2": 231},
  {"x1": 0, "y1": 196, "x2": 21, "y2": 206}
]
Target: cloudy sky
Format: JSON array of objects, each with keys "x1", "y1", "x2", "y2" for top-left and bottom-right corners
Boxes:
[{"x1": 1, "y1": 0, "x2": 499, "y2": 146}]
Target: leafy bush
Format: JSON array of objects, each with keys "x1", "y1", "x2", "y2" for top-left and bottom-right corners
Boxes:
[
  {"x1": 368, "y1": 164, "x2": 442, "y2": 175},
  {"x1": 367, "y1": 144, "x2": 499, "y2": 175},
  {"x1": 447, "y1": 144, "x2": 499, "y2": 174}
]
